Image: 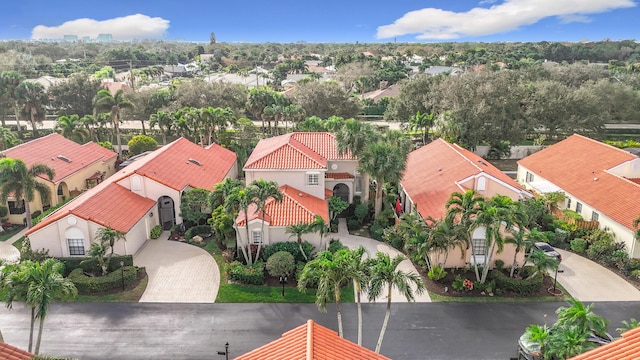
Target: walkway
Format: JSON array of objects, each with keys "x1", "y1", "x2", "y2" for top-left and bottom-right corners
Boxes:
[
  {"x1": 556, "y1": 248, "x2": 640, "y2": 302},
  {"x1": 337, "y1": 218, "x2": 431, "y2": 302},
  {"x1": 134, "y1": 233, "x2": 219, "y2": 303}
]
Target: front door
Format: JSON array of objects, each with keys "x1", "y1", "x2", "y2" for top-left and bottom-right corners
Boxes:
[
  {"x1": 333, "y1": 183, "x2": 349, "y2": 203},
  {"x1": 158, "y1": 196, "x2": 175, "y2": 230}
]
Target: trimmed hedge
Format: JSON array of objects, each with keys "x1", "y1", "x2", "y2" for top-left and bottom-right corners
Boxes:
[
  {"x1": 489, "y1": 266, "x2": 543, "y2": 295},
  {"x1": 185, "y1": 225, "x2": 212, "y2": 240},
  {"x1": 57, "y1": 255, "x2": 134, "y2": 277},
  {"x1": 68, "y1": 266, "x2": 138, "y2": 294},
  {"x1": 225, "y1": 261, "x2": 265, "y2": 285},
  {"x1": 262, "y1": 241, "x2": 314, "y2": 263},
  {"x1": 150, "y1": 225, "x2": 162, "y2": 239}
]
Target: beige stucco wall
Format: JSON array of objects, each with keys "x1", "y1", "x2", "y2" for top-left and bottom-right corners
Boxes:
[
  {"x1": 244, "y1": 169, "x2": 327, "y2": 199},
  {"x1": 235, "y1": 220, "x2": 326, "y2": 256},
  {"x1": 117, "y1": 175, "x2": 183, "y2": 224}
]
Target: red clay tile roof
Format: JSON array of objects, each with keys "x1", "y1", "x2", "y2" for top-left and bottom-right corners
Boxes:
[
  {"x1": 569, "y1": 327, "x2": 640, "y2": 360},
  {"x1": 325, "y1": 172, "x2": 354, "y2": 179},
  {"x1": 401, "y1": 139, "x2": 527, "y2": 220},
  {"x1": 0, "y1": 342, "x2": 34, "y2": 360},
  {"x1": 235, "y1": 319, "x2": 390, "y2": 360},
  {"x1": 244, "y1": 132, "x2": 353, "y2": 170},
  {"x1": 518, "y1": 134, "x2": 640, "y2": 231},
  {"x1": 117, "y1": 137, "x2": 237, "y2": 191},
  {"x1": 26, "y1": 182, "x2": 155, "y2": 235},
  {"x1": 2, "y1": 133, "x2": 117, "y2": 183},
  {"x1": 324, "y1": 188, "x2": 334, "y2": 199},
  {"x1": 236, "y1": 185, "x2": 328, "y2": 227}
]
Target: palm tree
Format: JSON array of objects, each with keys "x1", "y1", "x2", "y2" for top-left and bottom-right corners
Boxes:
[
  {"x1": 633, "y1": 214, "x2": 640, "y2": 244},
  {"x1": 0, "y1": 127, "x2": 19, "y2": 150},
  {"x1": 201, "y1": 106, "x2": 235, "y2": 145},
  {"x1": 0, "y1": 158, "x2": 55, "y2": 229},
  {"x1": 540, "y1": 191, "x2": 566, "y2": 215},
  {"x1": 297, "y1": 249, "x2": 353, "y2": 338},
  {"x1": 247, "y1": 87, "x2": 276, "y2": 134},
  {"x1": 344, "y1": 246, "x2": 370, "y2": 345},
  {"x1": 286, "y1": 222, "x2": 312, "y2": 261},
  {"x1": 367, "y1": 252, "x2": 425, "y2": 353},
  {"x1": 505, "y1": 228, "x2": 530, "y2": 278},
  {"x1": 56, "y1": 114, "x2": 89, "y2": 143},
  {"x1": 555, "y1": 300, "x2": 609, "y2": 338},
  {"x1": 427, "y1": 217, "x2": 466, "y2": 269},
  {"x1": 27, "y1": 259, "x2": 77, "y2": 354},
  {"x1": 15, "y1": 81, "x2": 48, "y2": 137},
  {"x1": 526, "y1": 249, "x2": 559, "y2": 280},
  {"x1": 94, "y1": 227, "x2": 126, "y2": 275},
  {"x1": 445, "y1": 190, "x2": 485, "y2": 282},
  {"x1": 210, "y1": 178, "x2": 244, "y2": 209},
  {"x1": 409, "y1": 111, "x2": 435, "y2": 145},
  {"x1": 2, "y1": 260, "x2": 37, "y2": 351},
  {"x1": 0, "y1": 71, "x2": 26, "y2": 131},
  {"x1": 149, "y1": 110, "x2": 175, "y2": 145},
  {"x1": 251, "y1": 179, "x2": 283, "y2": 260},
  {"x1": 225, "y1": 186, "x2": 256, "y2": 265},
  {"x1": 522, "y1": 323, "x2": 550, "y2": 357},
  {"x1": 309, "y1": 215, "x2": 328, "y2": 251},
  {"x1": 335, "y1": 118, "x2": 376, "y2": 157},
  {"x1": 93, "y1": 89, "x2": 135, "y2": 156},
  {"x1": 545, "y1": 325, "x2": 598, "y2": 359}
]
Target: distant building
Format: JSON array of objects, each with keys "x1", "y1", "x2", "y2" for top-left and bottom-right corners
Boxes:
[
  {"x1": 63, "y1": 35, "x2": 78, "y2": 42},
  {"x1": 96, "y1": 34, "x2": 113, "y2": 42}
]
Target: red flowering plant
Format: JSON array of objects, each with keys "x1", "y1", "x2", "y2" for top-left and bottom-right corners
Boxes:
[{"x1": 462, "y1": 279, "x2": 474, "y2": 291}]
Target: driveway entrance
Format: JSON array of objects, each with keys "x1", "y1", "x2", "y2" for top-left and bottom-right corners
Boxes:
[{"x1": 134, "y1": 236, "x2": 219, "y2": 303}]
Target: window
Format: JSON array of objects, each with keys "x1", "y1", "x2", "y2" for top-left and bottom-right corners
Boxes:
[
  {"x1": 566, "y1": 198, "x2": 572, "y2": 209},
  {"x1": 252, "y1": 230, "x2": 262, "y2": 244},
  {"x1": 354, "y1": 172, "x2": 362, "y2": 193},
  {"x1": 67, "y1": 238, "x2": 85, "y2": 256},
  {"x1": 8, "y1": 200, "x2": 25, "y2": 214},
  {"x1": 477, "y1": 176, "x2": 486, "y2": 191},
  {"x1": 525, "y1": 172, "x2": 534, "y2": 183},
  {"x1": 591, "y1": 212, "x2": 599, "y2": 221},
  {"x1": 576, "y1": 202, "x2": 582, "y2": 214},
  {"x1": 472, "y1": 238, "x2": 486, "y2": 256},
  {"x1": 306, "y1": 172, "x2": 319, "y2": 186}
]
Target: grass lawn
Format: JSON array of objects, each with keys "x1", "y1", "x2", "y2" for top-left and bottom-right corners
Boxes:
[
  {"x1": 0, "y1": 226, "x2": 24, "y2": 242},
  {"x1": 12, "y1": 237, "x2": 24, "y2": 250},
  {"x1": 204, "y1": 240, "x2": 354, "y2": 303}
]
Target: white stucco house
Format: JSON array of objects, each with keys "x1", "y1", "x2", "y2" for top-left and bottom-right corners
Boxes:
[
  {"x1": 2, "y1": 133, "x2": 118, "y2": 225},
  {"x1": 25, "y1": 137, "x2": 238, "y2": 258},
  {"x1": 400, "y1": 139, "x2": 532, "y2": 269},
  {"x1": 237, "y1": 132, "x2": 367, "y2": 250},
  {"x1": 518, "y1": 134, "x2": 640, "y2": 258}
]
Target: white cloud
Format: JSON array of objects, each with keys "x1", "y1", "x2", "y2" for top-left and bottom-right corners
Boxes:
[
  {"x1": 31, "y1": 14, "x2": 169, "y2": 40},
  {"x1": 377, "y1": 0, "x2": 636, "y2": 40}
]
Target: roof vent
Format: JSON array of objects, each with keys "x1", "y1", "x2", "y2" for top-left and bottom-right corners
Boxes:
[
  {"x1": 594, "y1": 177, "x2": 598, "y2": 181},
  {"x1": 57, "y1": 155, "x2": 71, "y2": 163},
  {"x1": 188, "y1": 158, "x2": 201, "y2": 166},
  {"x1": 477, "y1": 160, "x2": 487, "y2": 166}
]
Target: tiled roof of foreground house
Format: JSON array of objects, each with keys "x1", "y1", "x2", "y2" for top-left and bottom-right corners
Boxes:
[
  {"x1": 0, "y1": 342, "x2": 34, "y2": 360},
  {"x1": 518, "y1": 134, "x2": 640, "y2": 231},
  {"x1": 236, "y1": 185, "x2": 329, "y2": 227},
  {"x1": 117, "y1": 137, "x2": 237, "y2": 191},
  {"x1": 2, "y1": 133, "x2": 117, "y2": 182},
  {"x1": 401, "y1": 139, "x2": 527, "y2": 220},
  {"x1": 244, "y1": 132, "x2": 353, "y2": 170},
  {"x1": 569, "y1": 327, "x2": 640, "y2": 360},
  {"x1": 235, "y1": 319, "x2": 390, "y2": 360}
]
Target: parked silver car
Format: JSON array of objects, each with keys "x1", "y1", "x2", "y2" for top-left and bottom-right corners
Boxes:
[{"x1": 533, "y1": 242, "x2": 562, "y2": 262}]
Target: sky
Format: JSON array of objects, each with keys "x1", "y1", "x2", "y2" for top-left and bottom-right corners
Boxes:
[{"x1": 1, "y1": 0, "x2": 638, "y2": 43}]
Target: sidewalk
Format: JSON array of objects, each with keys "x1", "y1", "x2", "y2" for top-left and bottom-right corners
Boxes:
[
  {"x1": 336, "y1": 218, "x2": 431, "y2": 303},
  {"x1": 0, "y1": 228, "x2": 26, "y2": 263}
]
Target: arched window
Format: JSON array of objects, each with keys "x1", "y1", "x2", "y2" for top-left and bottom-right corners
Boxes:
[
  {"x1": 65, "y1": 227, "x2": 85, "y2": 256},
  {"x1": 477, "y1": 176, "x2": 486, "y2": 191}
]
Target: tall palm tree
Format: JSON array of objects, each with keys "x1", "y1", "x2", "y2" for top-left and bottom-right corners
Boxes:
[
  {"x1": 522, "y1": 324, "x2": 550, "y2": 357},
  {"x1": 555, "y1": 300, "x2": 609, "y2": 338},
  {"x1": 367, "y1": 252, "x2": 425, "y2": 353},
  {"x1": 93, "y1": 89, "x2": 135, "y2": 156},
  {"x1": 505, "y1": 228, "x2": 531, "y2": 278},
  {"x1": 0, "y1": 158, "x2": 55, "y2": 229},
  {"x1": 201, "y1": 106, "x2": 235, "y2": 145},
  {"x1": 3, "y1": 260, "x2": 37, "y2": 351},
  {"x1": 251, "y1": 179, "x2": 283, "y2": 260},
  {"x1": 0, "y1": 71, "x2": 26, "y2": 131},
  {"x1": 445, "y1": 190, "x2": 485, "y2": 281},
  {"x1": 247, "y1": 87, "x2": 277, "y2": 135},
  {"x1": 545, "y1": 325, "x2": 597, "y2": 360},
  {"x1": 94, "y1": 227, "x2": 126, "y2": 275},
  {"x1": 28, "y1": 259, "x2": 77, "y2": 354},
  {"x1": 345, "y1": 246, "x2": 370, "y2": 345},
  {"x1": 149, "y1": 110, "x2": 175, "y2": 145},
  {"x1": 56, "y1": 114, "x2": 89, "y2": 143},
  {"x1": 309, "y1": 215, "x2": 328, "y2": 251},
  {"x1": 15, "y1": 81, "x2": 48, "y2": 137},
  {"x1": 526, "y1": 248, "x2": 560, "y2": 280},
  {"x1": 409, "y1": 111, "x2": 434, "y2": 145},
  {"x1": 0, "y1": 127, "x2": 20, "y2": 150},
  {"x1": 427, "y1": 217, "x2": 466, "y2": 269},
  {"x1": 210, "y1": 178, "x2": 244, "y2": 209},
  {"x1": 225, "y1": 186, "x2": 256, "y2": 265},
  {"x1": 335, "y1": 118, "x2": 377, "y2": 157},
  {"x1": 297, "y1": 249, "x2": 353, "y2": 338},
  {"x1": 286, "y1": 222, "x2": 312, "y2": 261}
]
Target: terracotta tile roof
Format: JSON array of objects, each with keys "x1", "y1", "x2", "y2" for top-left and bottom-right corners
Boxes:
[
  {"x1": 518, "y1": 134, "x2": 640, "y2": 231},
  {"x1": 324, "y1": 188, "x2": 334, "y2": 199},
  {"x1": 0, "y1": 342, "x2": 34, "y2": 360},
  {"x1": 569, "y1": 327, "x2": 640, "y2": 360},
  {"x1": 235, "y1": 319, "x2": 390, "y2": 360},
  {"x1": 325, "y1": 172, "x2": 354, "y2": 179},
  {"x1": 236, "y1": 185, "x2": 328, "y2": 227},
  {"x1": 625, "y1": 177, "x2": 640, "y2": 185},
  {"x1": 244, "y1": 132, "x2": 353, "y2": 170},
  {"x1": 26, "y1": 182, "x2": 155, "y2": 234},
  {"x1": 401, "y1": 139, "x2": 527, "y2": 220},
  {"x1": 117, "y1": 137, "x2": 237, "y2": 191},
  {"x1": 2, "y1": 133, "x2": 117, "y2": 183}
]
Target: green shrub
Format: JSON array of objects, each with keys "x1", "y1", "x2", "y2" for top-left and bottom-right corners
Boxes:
[
  {"x1": 185, "y1": 225, "x2": 212, "y2": 240},
  {"x1": 485, "y1": 279, "x2": 497, "y2": 294},
  {"x1": 225, "y1": 260, "x2": 265, "y2": 285},
  {"x1": 32, "y1": 195, "x2": 77, "y2": 225},
  {"x1": 150, "y1": 225, "x2": 162, "y2": 239},
  {"x1": 562, "y1": 209, "x2": 584, "y2": 221},
  {"x1": 57, "y1": 255, "x2": 134, "y2": 277},
  {"x1": 631, "y1": 269, "x2": 640, "y2": 280},
  {"x1": 612, "y1": 249, "x2": 629, "y2": 271},
  {"x1": 625, "y1": 259, "x2": 640, "y2": 274},
  {"x1": 427, "y1": 266, "x2": 447, "y2": 281},
  {"x1": 494, "y1": 259, "x2": 505, "y2": 271},
  {"x1": 586, "y1": 236, "x2": 616, "y2": 261},
  {"x1": 265, "y1": 251, "x2": 296, "y2": 277},
  {"x1": 347, "y1": 218, "x2": 361, "y2": 231},
  {"x1": 554, "y1": 228, "x2": 569, "y2": 244},
  {"x1": 354, "y1": 203, "x2": 369, "y2": 223},
  {"x1": 30, "y1": 210, "x2": 42, "y2": 219},
  {"x1": 452, "y1": 275, "x2": 465, "y2": 291},
  {"x1": 128, "y1": 135, "x2": 158, "y2": 155},
  {"x1": 0, "y1": 206, "x2": 8, "y2": 218},
  {"x1": 170, "y1": 224, "x2": 185, "y2": 236},
  {"x1": 327, "y1": 239, "x2": 346, "y2": 253},
  {"x1": 262, "y1": 241, "x2": 314, "y2": 263},
  {"x1": 68, "y1": 266, "x2": 137, "y2": 294},
  {"x1": 489, "y1": 266, "x2": 543, "y2": 295},
  {"x1": 570, "y1": 238, "x2": 587, "y2": 254},
  {"x1": 369, "y1": 223, "x2": 384, "y2": 241}
]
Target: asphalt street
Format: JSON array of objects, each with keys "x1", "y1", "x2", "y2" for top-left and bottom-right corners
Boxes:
[{"x1": 1, "y1": 302, "x2": 637, "y2": 360}]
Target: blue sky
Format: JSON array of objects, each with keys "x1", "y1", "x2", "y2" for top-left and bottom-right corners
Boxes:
[{"x1": 1, "y1": 0, "x2": 637, "y2": 43}]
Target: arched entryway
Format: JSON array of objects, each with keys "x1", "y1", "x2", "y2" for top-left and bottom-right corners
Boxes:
[
  {"x1": 158, "y1": 196, "x2": 176, "y2": 230},
  {"x1": 57, "y1": 182, "x2": 69, "y2": 203},
  {"x1": 333, "y1": 183, "x2": 349, "y2": 202}
]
